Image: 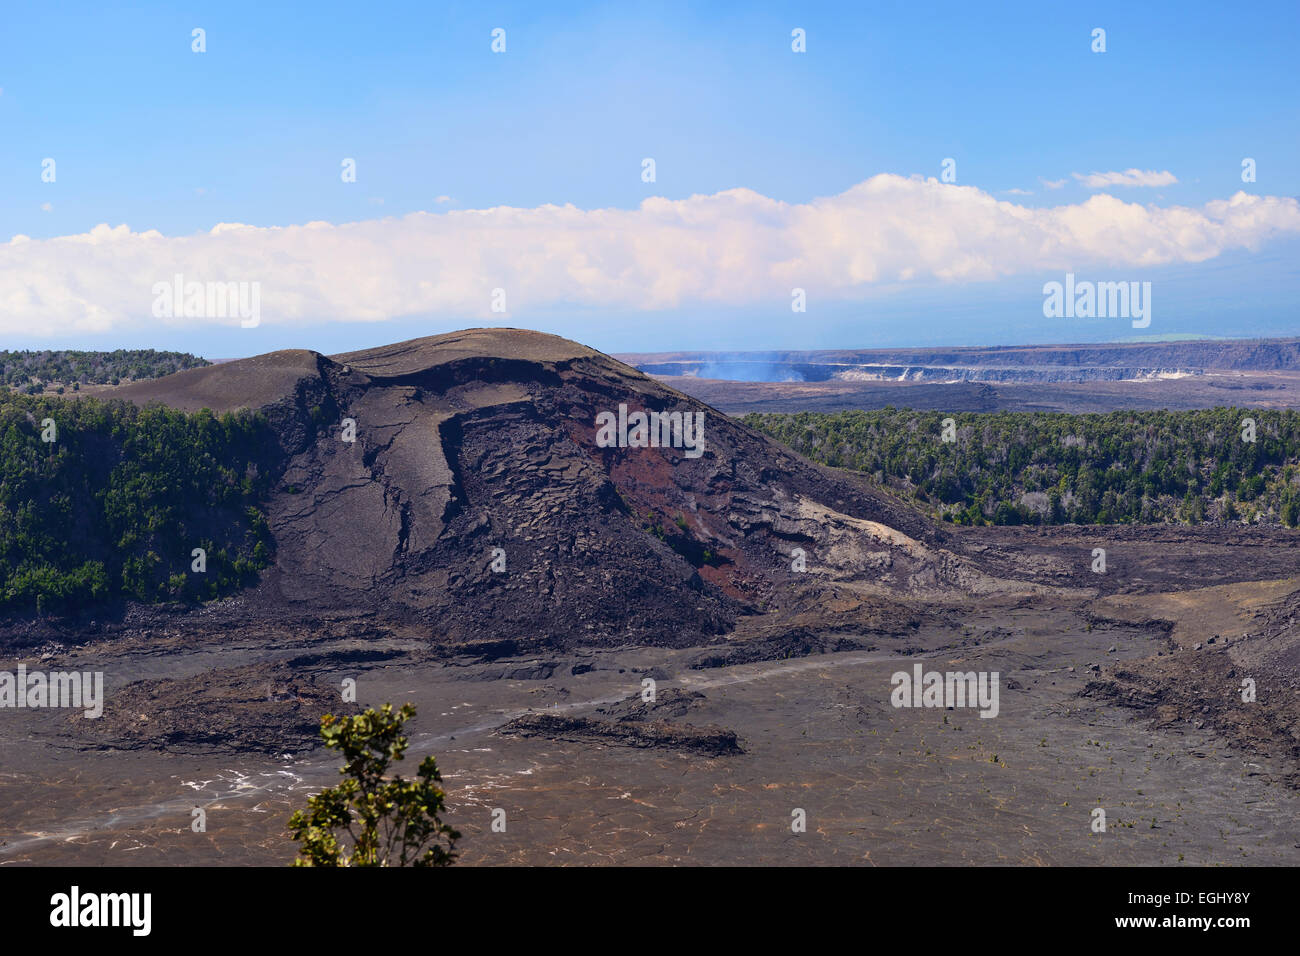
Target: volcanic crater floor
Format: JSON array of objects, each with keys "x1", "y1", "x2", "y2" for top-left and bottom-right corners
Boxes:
[{"x1": 2, "y1": 587, "x2": 1298, "y2": 866}]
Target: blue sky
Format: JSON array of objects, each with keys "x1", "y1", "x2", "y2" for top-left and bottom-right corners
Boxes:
[{"x1": 1, "y1": 0, "x2": 1297, "y2": 357}]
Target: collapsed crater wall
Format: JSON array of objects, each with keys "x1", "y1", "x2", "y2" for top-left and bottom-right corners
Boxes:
[{"x1": 109, "y1": 328, "x2": 994, "y2": 649}]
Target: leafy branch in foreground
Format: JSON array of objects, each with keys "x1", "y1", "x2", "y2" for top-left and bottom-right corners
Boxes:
[{"x1": 288, "y1": 703, "x2": 459, "y2": 867}]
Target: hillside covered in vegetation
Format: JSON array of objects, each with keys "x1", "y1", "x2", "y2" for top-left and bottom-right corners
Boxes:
[
  {"x1": 744, "y1": 408, "x2": 1300, "y2": 527},
  {"x1": 1, "y1": 349, "x2": 210, "y2": 394},
  {"x1": 0, "y1": 393, "x2": 274, "y2": 613}
]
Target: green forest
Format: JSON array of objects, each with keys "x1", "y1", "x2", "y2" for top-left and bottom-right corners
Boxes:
[
  {"x1": 1, "y1": 349, "x2": 209, "y2": 393},
  {"x1": 744, "y1": 407, "x2": 1300, "y2": 528},
  {"x1": 0, "y1": 393, "x2": 274, "y2": 613}
]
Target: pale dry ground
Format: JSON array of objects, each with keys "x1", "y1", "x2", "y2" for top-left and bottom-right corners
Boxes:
[{"x1": 1095, "y1": 578, "x2": 1297, "y2": 649}]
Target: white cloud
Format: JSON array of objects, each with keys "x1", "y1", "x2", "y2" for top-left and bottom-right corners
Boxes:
[
  {"x1": 1039, "y1": 178, "x2": 1067, "y2": 190},
  {"x1": 4, "y1": 174, "x2": 1298, "y2": 336},
  {"x1": 1004, "y1": 188, "x2": 1033, "y2": 196},
  {"x1": 1073, "y1": 168, "x2": 1179, "y2": 188}
]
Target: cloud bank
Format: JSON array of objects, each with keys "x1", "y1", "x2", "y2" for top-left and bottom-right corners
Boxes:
[{"x1": 5, "y1": 173, "x2": 1298, "y2": 336}]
